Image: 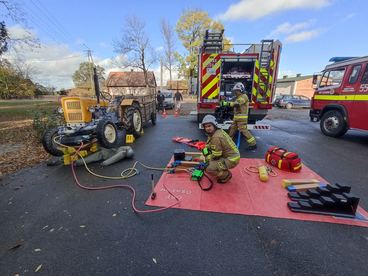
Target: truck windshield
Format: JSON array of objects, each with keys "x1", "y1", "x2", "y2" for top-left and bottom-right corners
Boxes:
[{"x1": 319, "y1": 68, "x2": 345, "y2": 88}]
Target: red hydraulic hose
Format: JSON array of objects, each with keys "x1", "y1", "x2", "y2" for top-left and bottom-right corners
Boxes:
[{"x1": 70, "y1": 144, "x2": 180, "y2": 214}]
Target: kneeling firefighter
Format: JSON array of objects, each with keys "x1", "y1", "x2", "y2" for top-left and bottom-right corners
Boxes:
[
  {"x1": 201, "y1": 115, "x2": 240, "y2": 183},
  {"x1": 220, "y1": 82, "x2": 257, "y2": 150}
]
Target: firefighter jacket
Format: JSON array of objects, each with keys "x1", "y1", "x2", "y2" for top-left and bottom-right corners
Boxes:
[
  {"x1": 205, "y1": 129, "x2": 240, "y2": 164},
  {"x1": 229, "y1": 94, "x2": 249, "y2": 121}
]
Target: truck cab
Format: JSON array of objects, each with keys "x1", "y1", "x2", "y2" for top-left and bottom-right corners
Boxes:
[{"x1": 310, "y1": 56, "x2": 368, "y2": 137}]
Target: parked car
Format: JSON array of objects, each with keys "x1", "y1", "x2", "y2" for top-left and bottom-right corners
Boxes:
[
  {"x1": 275, "y1": 95, "x2": 311, "y2": 109},
  {"x1": 162, "y1": 90, "x2": 175, "y2": 109}
]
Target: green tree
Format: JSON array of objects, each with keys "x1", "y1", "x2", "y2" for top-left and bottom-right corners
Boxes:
[
  {"x1": 0, "y1": 59, "x2": 36, "y2": 99},
  {"x1": 72, "y1": 62, "x2": 105, "y2": 89},
  {"x1": 176, "y1": 9, "x2": 227, "y2": 77}
]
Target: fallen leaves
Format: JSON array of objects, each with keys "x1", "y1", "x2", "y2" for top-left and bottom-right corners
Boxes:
[
  {"x1": 8, "y1": 240, "x2": 24, "y2": 251},
  {"x1": 0, "y1": 125, "x2": 50, "y2": 176},
  {"x1": 35, "y1": 264, "x2": 42, "y2": 272}
]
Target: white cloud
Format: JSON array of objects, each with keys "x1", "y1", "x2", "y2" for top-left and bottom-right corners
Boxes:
[
  {"x1": 285, "y1": 29, "x2": 321, "y2": 43},
  {"x1": 98, "y1": 42, "x2": 110, "y2": 48},
  {"x1": 8, "y1": 25, "x2": 36, "y2": 40},
  {"x1": 343, "y1": 12, "x2": 356, "y2": 21},
  {"x1": 269, "y1": 20, "x2": 315, "y2": 37},
  {"x1": 4, "y1": 26, "x2": 181, "y2": 90},
  {"x1": 218, "y1": 0, "x2": 331, "y2": 21},
  {"x1": 4, "y1": 26, "x2": 86, "y2": 89}
]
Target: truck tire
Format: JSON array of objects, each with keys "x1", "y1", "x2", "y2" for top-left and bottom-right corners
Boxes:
[
  {"x1": 124, "y1": 106, "x2": 143, "y2": 138},
  {"x1": 320, "y1": 110, "x2": 348, "y2": 137},
  {"x1": 151, "y1": 111, "x2": 156, "y2": 125},
  {"x1": 96, "y1": 119, "x2": 119, "y2": 148},
  {"x1": 42, "y1": 127, "x2": 64, "y2": 156}
]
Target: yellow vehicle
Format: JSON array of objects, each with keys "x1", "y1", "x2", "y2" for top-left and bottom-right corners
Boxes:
[{"x1": 42, "y1": 94, "x2": 156, "y2": 156}]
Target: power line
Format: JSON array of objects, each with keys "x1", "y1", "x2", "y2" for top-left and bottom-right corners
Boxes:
[{"x1": 30, "y1": 0, "x2": 74, "y2": 43}]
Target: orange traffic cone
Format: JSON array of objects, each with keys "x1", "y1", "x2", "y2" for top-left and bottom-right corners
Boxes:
[
  {"x1": 162, "y1": 108, "x2": 167, "y2": 118},
  {"x1": 174, "y1": 109, "x2": 179, "y2": 117}
]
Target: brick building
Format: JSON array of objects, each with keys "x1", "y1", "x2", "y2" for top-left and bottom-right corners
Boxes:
[
  {"x1": 275, "y1": 74, "x2": 314, "y2": 98},
  {"x1": 106, "y1": 71, "x2": 157, "y2": 97},
  {"x1": 166, "y1": 80, "x2": 188, "y2": 94}
]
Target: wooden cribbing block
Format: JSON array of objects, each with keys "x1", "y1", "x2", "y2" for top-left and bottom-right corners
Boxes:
[{"x1": 282, "y1": 178, "x2": 320, "y2": 188}]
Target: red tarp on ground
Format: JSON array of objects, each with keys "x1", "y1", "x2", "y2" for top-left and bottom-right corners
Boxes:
[{"x1": 146, "y1": 158, "x2": 368, "y2": 227}]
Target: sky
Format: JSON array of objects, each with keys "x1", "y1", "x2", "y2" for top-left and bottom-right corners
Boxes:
[{"x1": 1, "y1": 0, "x2": 367, "y2": 89}]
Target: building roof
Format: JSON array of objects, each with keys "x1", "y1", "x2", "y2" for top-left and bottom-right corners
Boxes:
[
  {"x1": 106, "y1": 71, "x2": 156, "y2": 88},
  {"x1": 277, "y1": 75, "x2": 313, "y2": 83}
]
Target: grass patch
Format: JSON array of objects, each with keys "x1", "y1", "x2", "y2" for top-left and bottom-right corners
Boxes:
[
  {"x1": 0, "y1": 100, "x2": 55, "y2": 106},
  {"x1": 0, "y1": 101, "x2": 60, "y2": 122}
]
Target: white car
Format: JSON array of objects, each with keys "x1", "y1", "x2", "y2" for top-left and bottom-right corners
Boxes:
[{"x1": 162, "y1": 91, "x2": 175, "y2": 109}]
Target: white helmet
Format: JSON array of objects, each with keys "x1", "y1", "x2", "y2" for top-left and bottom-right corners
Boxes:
[
  {"x1": 232, "y1": 82, "x2": 245, "y2": 93},
  {"x1": 201, "y1": 114, "x2": 219, "y2": 128}
]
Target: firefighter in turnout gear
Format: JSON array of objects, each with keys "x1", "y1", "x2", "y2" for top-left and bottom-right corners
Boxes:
[
  {"x1": 201, "y1": 115, "x2": 240, "y2": 183},
  {"x1": 221, "y1": 82, "x2": 257, "y2": 150}
]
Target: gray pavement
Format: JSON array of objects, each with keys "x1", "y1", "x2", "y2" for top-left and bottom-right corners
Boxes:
[{"x1": 1, "y1": 109, "x2": 368, "y2": 275}]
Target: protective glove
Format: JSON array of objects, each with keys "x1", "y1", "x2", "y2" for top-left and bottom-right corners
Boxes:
[
  {"x1": 220, "y1": 100, "x2": 229, "y2": 107},
  {"x1": 202, "y1": 147, "x2": 211, "y2": 156}
]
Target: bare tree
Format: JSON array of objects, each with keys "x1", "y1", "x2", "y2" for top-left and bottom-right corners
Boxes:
[
  {"x1": 160, "y1": 19, "x2": 176, "y2": 84},
  {"x1": 114, "y1": 16, "x2": 156, "y2": 86},
  {"x1": 0, "y1": 0, "x2": 26, "y2": 23}
]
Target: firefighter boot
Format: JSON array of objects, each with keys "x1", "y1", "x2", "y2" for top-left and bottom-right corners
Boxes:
[{"x1": 217, "y1": 171, "x2": 232, "y2": 184}]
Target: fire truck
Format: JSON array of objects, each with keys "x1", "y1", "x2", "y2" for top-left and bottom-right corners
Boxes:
[
  {"x1": 310, "y1": 56, "x2": 368, "y2": 137},
  {"x1": 196, "y1": 30, "x2": 282, "y2": 128}
]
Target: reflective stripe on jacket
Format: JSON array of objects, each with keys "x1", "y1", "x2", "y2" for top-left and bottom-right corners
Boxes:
[{"x1": 206, "y1": 129, "x2": 240, "y2": 164}]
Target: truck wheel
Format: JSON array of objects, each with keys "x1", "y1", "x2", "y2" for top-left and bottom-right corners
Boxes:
[
  {"x1": 96, "y1": 119, "x2": 119, "y2": 148},
  {"x1": 286, "y1": 103, "x2": 293, "y2": 109},
  {"x1": 124, "y1": 106, "x2": 143, "y2": 138},
  {"x1": 320, "y1": 110, "x2": 348, "y2": 137},
  {"x1": 42, "y1": 127, "x2": 64, "y2": 156},
  {"x1": 151, "y1": 111, "x2": 157, "y2": 125}
]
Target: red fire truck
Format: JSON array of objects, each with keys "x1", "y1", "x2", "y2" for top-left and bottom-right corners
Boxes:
[
  {"x1": 310, "y1": 56, "x2": 368, "y2": 137},
  {"x1": 196, "y1": 30, "x2": 282, "y2": 129}
]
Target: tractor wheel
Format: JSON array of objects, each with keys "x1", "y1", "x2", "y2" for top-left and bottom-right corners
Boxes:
[
  {"x1": 96, "y1": 119, "x2": 119, "y2": 148},
  {"x1": 320, "y1": 110, "x2": 348, "y2": 137},
  {"x1": 124, "y1": 106, "x2": 143, "y2": 138},
  {"x1": 151, "y1": 111, "x2": 157, "y2": 126},
  {"x1": 42, "y1": 127, "x2": 64, "y2": 156}
]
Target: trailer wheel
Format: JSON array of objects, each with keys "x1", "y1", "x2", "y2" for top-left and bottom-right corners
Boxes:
[
  {"x1": 96, "y1": 119, "x2": 119, "y2": 148},
  {"x1": 124, "y1": 106, "x2": 143, "y2": 138},
  {"x1": 320, "y1": 110, "x2": 348, "y2": 137},
  {"x1": 151, "y1": 111, "x2": 156, "y2": 125},
  {"x1": 42, "y1": 127, "x2": 64, "y2": 156}
]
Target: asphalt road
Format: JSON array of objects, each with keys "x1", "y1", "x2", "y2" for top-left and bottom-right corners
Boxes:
[{"x1": 1, "y1": 108, "x2": 368, "y2": 275}]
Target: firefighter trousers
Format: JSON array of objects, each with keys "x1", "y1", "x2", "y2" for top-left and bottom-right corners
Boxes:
[
  {"x1": 228, "y1": 120, "x2": 256, "y2": 146},
  {"x1": 205, "y1": 157, "x2": 239, "y2": 180}
]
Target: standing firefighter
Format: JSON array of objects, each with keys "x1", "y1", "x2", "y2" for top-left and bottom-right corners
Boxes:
[
  {"x1": 201, "y1": 115, "x2": 240, "y2": 183},
  {"x1": 221, "y1": 82, "x2": 257, "y2": 150}
]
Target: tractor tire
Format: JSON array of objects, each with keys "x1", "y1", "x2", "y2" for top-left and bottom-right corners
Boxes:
[
  {"x1": 42, "y1": 127, "x2": 64, "y2": 156},
  {"x1": 151, "y1": 111, "x2": 157, "y2": 125},
  {"x1": 320, "y1": 110, "x2": 348, "y2": 137},
  {"x1": 124, "y1": 106, "x2": 143, "y2": 138},
  {"x1": 96, "y1": 119, "x2": 119, "y2": 148}
]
